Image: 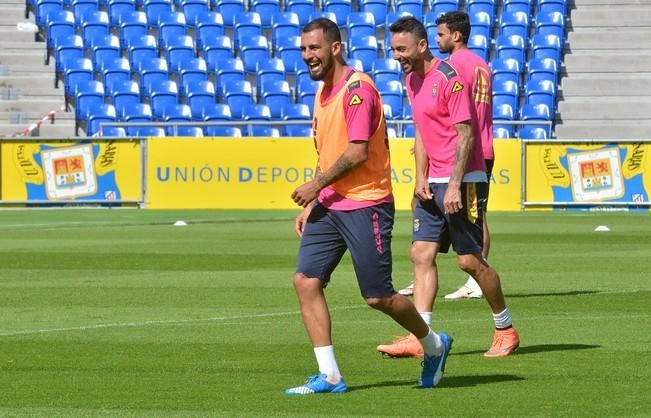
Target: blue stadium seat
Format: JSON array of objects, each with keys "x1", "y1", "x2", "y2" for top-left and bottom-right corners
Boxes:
[
  {"x1": 203, "y1": 104, "x2": 234, "y2": 135},
  {"x1": 281, "y1": 103, "x2": 311, "y2": 137},
  {"x1": 144, "y1": 0, "x2": 172, "y2": 27},
  {"x1": 176, "y1": 57, "x2": 208, "y2": 90},
  {"x1": 88, "y1": 34, "x2": 121, "y2": 66},
  {"x1": 347, "y1": 12, "x2": 376, "y2": 41},
  {"x1": 530, "y1": 33, "x2": 563, "y2": 64},
  {"x1": 348, "y1": 35, "x2": 378, "y2": 72},
  {"x1": 101, "y1": 126, "x2": 127, "y2": 136},
  {"x1": 275, "y1": 35, "x2": 303, "y2": 75},
  {"x1": 309, "y1": 11, "x2": 337, "y2": 25},
  {"x1": 161, "y1": 103, "x2": 192, "y2": 135},
  {"x1": 195, "y1": 12, "x2": 225, "y2": 50},
  {"x1": 382, "y1": 103, "x2": 394, "y2": 121},
  {"x1": 468, "y1": 34, "x2": 489, "y2": 61},
  {"x1": 85, "y1": 103, "x2": 117, "y2": 136},
  {"x1": 371, "y1": 58, "x2": 402, "y2": 84},
  {"x1": 212, "y1": 0, "x2": 245, "y2": 27},
  {"x1": 469, "y1": 11, "x2": 492, "y2": 41},
  {"x1": 259, "y1": 80, "x2": 292, "y2": 119},
  {"x1": 520, "y1": 102, "x2": 551, "y2": 121},
  {"x1": 126, "y1": 34, "x2": 158, "y2": 68},
  {"x1": 427, "y1": 1, "x2": 458, "y2": 20},
  {"x1": 100, "y1": 57, "x2": 131, "y2": 87},
  {"x1": 525, "y1": 79, "x2": 556, "y2": 113},
  {"x1": 527, "y1": 57, "x2": 558, "y2": 83},
  {"x1": 256, "y1": 58, "x2": 286, "y2": 86},
  {"x1": 403, "y1": 123, "x2": 416, "y2": 138},
  {"x1": 234, "y1": 12, "x2": 263, "y2": 50},
  {"x1": 202, "y1": 35, "x2": 234, "y2": 70},
  {"x1": 499, "y1": 10, "x2": 529, "y2": 41},
  {"x1": 535, "y1": 11, "x2": 566, "y2": 44},
  {"x1": 74, "y1": 80, "x2": 105, "y2": 124},
  {"x1": 165, "y1": 35, "x2": 196, "y2": 73},
  {"x1": 239, "y1": 35, "x2": 269, "y2": 74},
  {"x1": 184, "y1": 80, "x2": 216, "y2": 119},
  {"x1": 157, "y1": 12, "x2": 187, "y2": 49},
  {"x1": 493, "y1": 102, "x2": 515, "y2": 137},
  {"x1": 213, "y1": 58, "x2": 245, "y2": 97},
  {"x1": 109, "y1": 80, "x2": 141, "y2": 114},
  {"x1": 72, "y1": 0, "x2": 99, "y2": 25},
  {"x1": 495, "y1": 34, "x2": 526, "y2": 69},
  {"x1": 323, "y1": 0, "x2": 352, "y2": 27},
  {"x1": 129, "y1": 126, "x2": 166, "y2": 136},
  {"x1": 80, "y1": 11, "x2": 110, "y2": 45},
  {"x1": 402, "y1": 103, "x2": 412, "y2": 119},
  {"x1": 205, "y1": 125, "x2": 242, "y2": 136},
  {"x1": 517, "y1": 125, "x2": 549, "y2": 139},
  {"x1": 359, "y1": 0, "x2": 389, "y2": 27},
  {"x1": 297, "y1": 78, "x2": 320, "y2": 115},
  {"x1": 176, "y1": 126, "x2": 204, "y2": 136},
  {"x1": 466, "y1": 0, "x2": 495, "y2": 24},
  {"x1": 46, "y1": 10, "x2": 75, "y2": 63},
  {"x1": 223, "y1": 79, "x2": 253, "y2": 119},
  {"x1": 271, "y1": 12, "x2": 300, "y2": 49},
  {"x1": 145, "y1": 79, "x2": 179, "y2": 119},
  {"x1": 502, "y1": 0, "x2": 532, "y2": 16},
  {"x1": 136, "y1": 57, "x2": 168, "y2": 92},
  {"x1": 35, "y1": 0, "x2": 63, "y2": 29},
  {"x1": 120, "y1": 102, "x2": 152, "y2": 123},
  {"x1": 108, "y1": 0, "x2": 136, "y2": 28},
  {"x1": 377, "y1": 79, "x2": 403, "y2": 119},
  {"x1": 54, "y1": 34, "x2": 84, "y2": 87},
  {"x1": 537, "y1": 0, "x2": 568, "y2": 17},
  {"x1": 250, "y1": 0, "x2": 280, "y2": 28},
  {"x1": 395, "y1": 0, "x2": 423, "y2": 20},
  {"x1": 491, "y1": 57, "x2": 521, "y2": 86},
  {"x1": 182, "y1": 0, "x2": 210, "y2": 28},
  {"x1": 493, "y1": 126, "x2": 512, "y2": 138},
  {"x1": 243, "y1": 104, "x2": 279, "y2": 136},
  {"x1": 63, "y1": 57, "x2": 93, "y2": 103},
  {"x1": 285, "y1": 0, "x2": 314, "y2": 26},
  {"x1": 493, "y1": 79, "x2": 519, "y2": 114},
  {"x1": 118, "y1": 11, "x2": 148, "y2": 46}
]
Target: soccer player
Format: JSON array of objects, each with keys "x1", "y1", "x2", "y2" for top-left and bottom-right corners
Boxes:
[
  {"x1": 377, "y1": 16, "x2": 519, "y2": 359},
  {"x1": 285, "y1": 18, "x2": 452, "y2": 395}
]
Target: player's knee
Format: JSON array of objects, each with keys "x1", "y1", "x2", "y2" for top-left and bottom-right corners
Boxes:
[
  {"x1": 292, "y1": 272, "x2": 309, "y2": 290},
  {"x1": 457, "y1": 255, "x2": 482, "y2": 275},
  {"x1": 410, "y1": 243, "x2": 436, "y2": 266},
  {"x1": 365, "y1": 296, "x2": 392, "y2": 312}
]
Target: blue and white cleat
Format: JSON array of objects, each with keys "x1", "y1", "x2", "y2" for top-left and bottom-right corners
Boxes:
[
  {"x1": 419, "y1": 333, "x2": 453, "y2": 388},
  {"x1": 285, "y1": 374, "x2": 348, "y2": 395}
]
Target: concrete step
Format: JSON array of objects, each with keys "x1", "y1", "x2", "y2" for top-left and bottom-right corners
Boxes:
[
  {"x1": 0, "y1": 27, "x2": 39, "y2": 43},
  {"x1": 0, "y1": 7, "x2": 30, "y2": 21},
  {"x1": 561, "y1": 73, "x2": 651, "y2": 96},
  {"x1": 555, "y1": 120, "x2": 651, "y2": 139},
  {"x1": 570, "y1": 7, "x2": 651, "y2": 27},
  {"x1": 573, "y1": 0, "x2": 651, "y2": 6},
  {"x1": 567, "y1": 29, "x2": 651, "y2": 50},
  {"x1": 38, "y1": 121, "x2": 77, "y2": 137},
  {"x1": 4, "y1": 64, "x2": 55, "y2": 75},
  {"x1": 0, "y1": 98, "x2": 66, "y2": 114},
  {"x1": 0, "y1": 51, "x2": 46, "y2": 66},
  {"x1": 0, "y1": 75, "x2": 59, "y2": 93},
  {"x1": 563, "y1": 51, "x2": 651, "y2": 72},
  {"x1": 557, "y1": 97, "x2": 651, "y2": 119}
]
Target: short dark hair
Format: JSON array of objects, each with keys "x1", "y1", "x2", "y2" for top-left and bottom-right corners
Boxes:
[
  {"x1": 302, "y1": 17, "x2": 341, "y2": 43},
  {"x1": 436, "y1": 11, "x2": 471, "y2": 44},
  {"x1": 388, "y1": 16, "x2": 428, "y2": 44}
]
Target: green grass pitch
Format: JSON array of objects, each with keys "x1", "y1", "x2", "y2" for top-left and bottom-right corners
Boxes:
[{"x1": 0, "y1": 209, "x2": 649, "y2": 417}]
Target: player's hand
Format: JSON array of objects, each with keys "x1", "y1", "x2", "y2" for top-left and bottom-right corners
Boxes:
[
  {"x1": 295, "y1": 205, "x2": 313, "y2": 237},
  {"x1": 413, "y1": 177, "x2": 433, "y2": 201},
  {"x1": 291, "y1": 180, "x2": 320, "y2": 207},
  {"x1": 443, "y1": 184, "x2": 462, "y2": 214}
]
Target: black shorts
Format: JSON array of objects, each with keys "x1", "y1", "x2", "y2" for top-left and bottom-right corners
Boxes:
[{"x1": 296, "y1": 202, "x2": 396, "y2": 298}]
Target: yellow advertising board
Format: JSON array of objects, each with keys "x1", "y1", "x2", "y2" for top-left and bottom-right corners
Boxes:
[
  {"x1": 146, "y1": 137, "x2": 522, "y2": 210},
  {"x1": 1, "y1": 140, "x2": 142, "y2": 202},
  {"x1": 525, "y1": 142, "x2": 650, "y2": 207}
]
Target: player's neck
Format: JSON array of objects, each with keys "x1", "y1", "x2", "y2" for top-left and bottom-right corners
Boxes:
[
  {"x1": 418, "y1": 54, "x2": 436, "y2": 77},
  {"x1": 324, "y1": 63, "x2": 349, "y2": 87}
]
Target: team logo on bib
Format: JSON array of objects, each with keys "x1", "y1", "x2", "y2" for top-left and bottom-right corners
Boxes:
[
  {"x1": 451, "y1": 81, "x2": 464, "y2": 93},
  {"x1": 431, "y1": 83, "x2": 438, "y2": 97},
  {"x1": 348, "y1": 94, "x2": 363, "y2": 106}
]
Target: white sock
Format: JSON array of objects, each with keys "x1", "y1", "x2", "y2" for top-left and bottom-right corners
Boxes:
[
  {"x1": 313, "y1": 345, "x2": 341, "y2": 382},
  {"x1": 492, "y1": 308, "x2": 513, "y2": 329},
  {"x1": 418, "y1": 329, "x2": 443, "y2": 357},
  {"x1": 419, "y1": 311, "x2": 432, "y2": 326}
]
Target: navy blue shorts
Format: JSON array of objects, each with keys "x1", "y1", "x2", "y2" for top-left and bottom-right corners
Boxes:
[
  {"x1": 412, "y1": 183, "x2": 487, "y2": 255},
  {"x1": 296, "y1": 202, "x2": 396, "y2": 298}
]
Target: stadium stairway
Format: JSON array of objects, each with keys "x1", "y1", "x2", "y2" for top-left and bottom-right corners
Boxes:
[
  {"x1": 555, "y1": 0, "x2": 651, "y2": 139},
  {"x1": 0, "y1": 0, "x2": 75, "y2": 137}
]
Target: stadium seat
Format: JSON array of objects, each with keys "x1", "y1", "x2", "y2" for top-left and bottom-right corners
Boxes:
[
  {"x1": 45, "y1": 9, "x2": 75, "y2": 63},
  {"x1": 195, "y1": 12, "x2": 225, "y2": 51},
  {"x1": 136, "y1": 57, "x2": 168, "y2": 92},
  {"x1": 493, "y1": 102, "x2": 515, "y2": 137},
  {"x1": 285, "y1": 0, "x2": 315, "y2": 26},
  {"x1": 527, "y1": 57, "x2": 558, "y2": 83},
  {"x1": 202, "y1": 35, "x2": 234, "y2": 70},
  {"x1": 271, "y1": 12, "x2": 300, "y2": 49},
  {"x1": 309, "y1": 11, "x2": 337, "y2": 25},
  {"x1": 239, "y1": 35, "x2": 270, "y2": 74},
  {"x1": 250, "y1": 0, "x2": 280, "y2": 28},
  {"x1": 371, "y1": 58, "x2": 402, "y2": 84},
  {"x1": 359, "y1": 0, "x2": 389, "y2": 27},
  {"x1": 348, "y1": 36, "x2": 378, "y2": 72},
  {"x1": 88, "y1": 34, "x2": 121, "y2": 66},
  {"x1": 126, "y1": 34, "x2": 158, "y2": 68},
  {"x1": 161, "y1": 103, "x2": 192, "y2": 135},
  {"x1": 175, "y1": 57, "x2": 208, "y2": 90},
  {"x1": 323, "y1": 0, "x2": 352, "y2": 28},
  {"x1": 242, "y1": 104, "x2": 279, "y2": 136},
  {"x1": 256, "y1": 58, "x2": 286, "y2": 86},
  {"x1": 118, "y1": 11, "x2": 148, "y2": 46},
  {"x1": 502, "y1": 0, "x2": 532, "y2": 16},
  {"x1": 100, "y1": 57, "x2": 131, "y2": 87},
  {"x1": 101, "y1": 126, "x2": 127, "y2": 136},
  {"x1": 493, "y1": 126, "x2": 512, "y2": 138},
  {"x1": 537, "y1": 0, "x2": 568, "y2": 17},
  {"x1": 128, "y1": 126, "x2": 166, "y2": 136},
  {"x1": 213, "y1": 58, "x2": 245, "y2": 97},
  {"x1": 120, "y1": 102, "x2": 152, "y2": 123},
  {"x1": 347, "y1": 58, "x2": 365, "y2": 72},
  {"x1": 144, "y1": 0, "x2": 172, "y2": 27},
  {"x1": 468, "y1": 34, "x2": 489, "y2": 61},
  {"x1": 491, "y1": 57, "x2": 521, "y2": 86},
  {"x1": 233, "y1": 12, "x2": 263, "y2": 50},
  {"x1": 182, "y1": 0, "x2": 210, "y2": 28},
  {"x1": 276, "y1": 35, "x2": 303, "y2": 75},
  {"x1": 205, "y1": 125, "x2": 242, "y2": 136},
  {"x1": 377, "y1": 79, "x2": 403, "y2": 119},
  {"x1": 347, "y1": 12, "x2": 376, "y2": 41},
  {"x1": 223, "y1": 79, "x2": 253, "y2": 119},
  {"x1": 530, "y1": 33, "x2": 563, "y2": 64},
  {"x1": 427, "y1": 1, "x2": 458, "y2": 21},
  {"x1": 493, "y1": 79, "x2": 519, "y2": 114},
  {"x1": 74, "y1": 80, "x2": 105, "y2": 125},
  {"x1": 35, "y1": 0, "x2": 64, "y2": 29},
  {"x1": 72, "y1": 0, "x2": 99, "y2": 24},
  {"x1": 63, "y1": 58, "x2": 94, "y2": 104},
  {"x1": 212, "y1": 0, "x2": 245, "y2": 27},
  {"x1": 525, "y1": 79, "x2": 556, "y2": 113},
  {"x1": 499, "y1": 11, "x2": 529, "y2": 41},
  {"x1": 297, "y1": 78, "x2": 321, "y2": 115},
  {"x1": 109, "y1": 80, "x2": 141, "y2": 118},
  {"x1": 517, "y1": 125, "x2": 549, "y2": 139},
  {"x1": 535, "y1": 11, "x2": 566, "y2": 44},
  {"x1": 495, "y1": 34, "x2": 526, "y2": 69},
  {"x1": 520, "y1": 102, "x2": 551, "y2": 121},
  {"x1": 466, "y1": 0, "x2": 495, "y2": 25},
  {"x1": 203, "y1": 104, "x2": 235, "y2": 135},
  {"x1": 145, "y1": 79, "x2": 179, "y2": 119},
  {"x1": 80, "y1": 11, "x2": 110, "y2": 45},
  {"x1": 165, "y1": 35, "x2": 196, "y2": 74},
  {"x1": 157, "y1": 12, "x2": 187, "y2": 49},
  {"x1": 259, "y1": 80, "x2": 292, "y2": 119},
  {"x1": 281, "y1": 103, "x2": 311, "y2": 137},
  {"x1": 184, "y1": 80, "x2": 216, "y2": 119},
  {"x1": 469, "y1": 11, "x2": 492, "y2": 41},
  {"x1": 85, "y1": 103, "x2": 117, "y2": 136},
  {"x1": 395, "y1": 0, "x2": 423, "y2": 19}
]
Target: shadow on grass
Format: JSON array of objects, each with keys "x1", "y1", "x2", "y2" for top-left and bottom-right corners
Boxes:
[
  {"x1": 348, "y1": 374, "x2": 523, "y2": 392},
  {"x1": 507, "y1": 290, "x2": 599, "y2": 298},
  {"x1": 454, "y1": 343, "x2": 601, "y2": 356}
]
